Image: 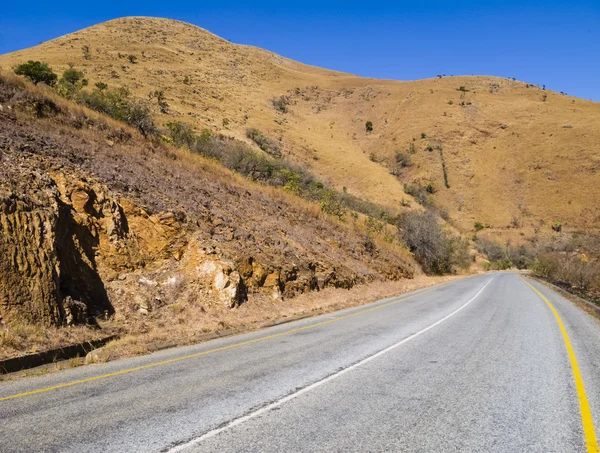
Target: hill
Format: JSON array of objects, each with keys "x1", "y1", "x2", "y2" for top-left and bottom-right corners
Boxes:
[
  {"x1": 1, "y1": 72, "x2": 430, "y2": 361},
  {"x1": 2, "y1": 17, "x2": 599, "y2": 242}
]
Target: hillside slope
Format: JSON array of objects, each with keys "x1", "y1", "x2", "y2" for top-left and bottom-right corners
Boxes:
[
  {"x1": 0, "y1": 74, "x2": 420, "y2": 359},
  {"x1": 2, "y1": 16, "x2": 599, "y2": 238}
]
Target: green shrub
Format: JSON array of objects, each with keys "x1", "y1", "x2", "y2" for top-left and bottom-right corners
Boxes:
[
  {"x1": 365, "y1": 216, "x2": 384, "y2": 234},
  {"x1": 320, "y1": 190, "x2": 346, "y2": 219},
  {"x1": 531, "y1": 252, "x2": 600, "y2": 294},
  {"x1": 77, "y1": 86, "x2": 156, "y2": 137},
  {"x1": 474, "y1": 222, "x2": 484, "y2": 232},
  {"x1": 61, "y1": 68, "x2": 85, "y2": 85},
  {"x1": 403, "y1": 183, "x2": 435, "y2": 207},
  {"x1": 552, "y1": 220, "x2": 563, "y2": 232},
  {"x1": 166, "y1": 121, "x2": 196, "y2": 148},
  {"x1": 246, "y1": 128, "x2": 281, "y2": 157},
  {"x1": 56, "y1": 68, "x2": 87, "y2": 99},
  {"x1": 365, "y1": 121, "x2": 373, "y2": 132},
  {"x1": 14, "y1": 61, "x2": 57, "y2": 86}
]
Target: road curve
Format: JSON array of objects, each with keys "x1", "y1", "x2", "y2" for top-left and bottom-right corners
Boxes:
[{"x1": 2, "y1": 273, "x2": 600, "y2": 452}]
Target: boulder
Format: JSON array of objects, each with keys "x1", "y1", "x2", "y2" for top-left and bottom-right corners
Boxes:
[{"x1": 84, "y1": 347, "x2": 111, "y2": 364}]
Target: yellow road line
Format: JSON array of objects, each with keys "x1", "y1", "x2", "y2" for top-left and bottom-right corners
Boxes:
[
  {"x1": 522, "y1": 277, "x2": 600, "y2": 453},
  {"x1": 0, "y1": 282, "x2": 450, "y2": 402}
]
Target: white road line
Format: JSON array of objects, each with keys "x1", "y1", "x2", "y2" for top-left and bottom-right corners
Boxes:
[{"x1": 166, "y1": 277, "x2": 495, "y2": 452}]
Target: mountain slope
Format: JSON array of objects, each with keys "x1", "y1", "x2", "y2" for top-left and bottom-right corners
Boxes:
[
  {"x1": 0, "y1": 73, "x2": 419, "y2": 359},
  {"x1": 2, "y1": 16, "x2": 599, "y2": 238}
]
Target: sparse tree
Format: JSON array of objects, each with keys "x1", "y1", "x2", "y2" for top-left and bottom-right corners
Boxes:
[
  {"x1": 60, "y1": 68, "x2": 85, "y2": 85},
  {"x1": 14, "y1": 61, "x2": 57, "y2": 86}
]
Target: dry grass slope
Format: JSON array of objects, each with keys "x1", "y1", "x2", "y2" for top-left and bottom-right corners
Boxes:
[{"x1": 2, "y1": 16, "x2": 599, "y2": 243}]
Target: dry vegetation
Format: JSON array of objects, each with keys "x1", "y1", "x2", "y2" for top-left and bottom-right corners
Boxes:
[
  {"x1": 0, "y1": 71, "x2": 475, "y2": 362},
  {"x1": 2, "y1": 16, "x2": 599, "y2": 245}
]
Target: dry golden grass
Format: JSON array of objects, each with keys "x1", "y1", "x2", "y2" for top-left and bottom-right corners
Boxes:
[
  {"x1": 2, "y1": 16, "x2": 599, "y2": 241},
  {"x1": 0, "y1": 320, "x2": 118, "y2": 360}
]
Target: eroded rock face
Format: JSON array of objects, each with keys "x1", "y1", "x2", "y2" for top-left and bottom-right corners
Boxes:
[
  {"x1": 0, "y1": 163, "x2": 114, "y2": 326},
  {"x1": 0, "y1": 166, "x2": 63, "y2": 325}
]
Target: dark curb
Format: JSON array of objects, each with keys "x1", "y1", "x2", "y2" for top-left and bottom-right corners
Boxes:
[{"x1": 0, "y1": 335, "x2": 119, "y2": 374}]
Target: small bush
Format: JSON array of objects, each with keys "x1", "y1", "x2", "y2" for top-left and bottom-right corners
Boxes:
[
  {"x1": 56, "y1": 68, "x2": 87, "y2": 99},
  {"x1": 403, "y1": 183, "x2": 435, "y2": 207},
  {"x1": 552, "y1": 220, "x2": 563, "y2": 232},
  {"x1": 78, "y1": 86, "x2": 156, "y2": 137},
  {"x1": 365, "y1": 121, "x2": 373, "y2": 132},
  {"x1": 246, "y1": 128, "x2": 281, "y2": 157},
  {"x1": 62, "y1": 68, "x2": 85, "y2": 85},
  {"x1": 320, "y1": 190, "x2": 346, "y2": 219},
  {"x1": 398, "y1": 210, "x2": 469, "y2": 274},
  {"x1": 457, "y1": 86, "x2": 469, "y2": 92},
  {"x1": 395, "y1": 151, "x2": 411, "y2": 168},
  {"x1": 14, "y1": 61, "x2": 57, "y2": 86},
  {"x1": 420, "y1": 132, "x2": 427, "y2": 139},
  {"x1": 149, "y1": 89, "x2": 168, "y2": 113},
  {"x1": 81, "y1": 45, "x2": 91, "y2": 60},
  {"x1": 390, "y1": 152, "x2": 412, "y2": 177},
  {"x1": 271, "y1": 95, "x2": 290, "y2": 113},
  {"x1": 474, "y1": 222, "x2": 484, "y2": 232},
  {"x1": 166, "y1": 121, "x2": 196, "y2": 148},
  {"x1": 475, "y1": 238, "x2": 506, "y2": 261}
]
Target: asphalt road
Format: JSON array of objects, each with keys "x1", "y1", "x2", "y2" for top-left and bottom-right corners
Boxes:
[{"x1": 2, "y1": 273, "x2": 600, "y2": 452}]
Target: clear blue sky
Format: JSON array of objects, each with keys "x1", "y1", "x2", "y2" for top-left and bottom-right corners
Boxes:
[{"x1": 1, "y1": 1, "x2": 599, "y2": 101}]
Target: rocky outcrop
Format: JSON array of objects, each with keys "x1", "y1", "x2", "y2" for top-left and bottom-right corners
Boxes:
[
  {"x1": 0, "y1": 163, "x2": 112, "y2": 326},
  {"x1": 0, "y1": 166, "x2": 63, "y2": 325}
]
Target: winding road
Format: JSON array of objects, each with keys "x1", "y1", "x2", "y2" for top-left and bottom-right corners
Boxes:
[{"x1": 2, "y1": 273, "x2": 600, "y2": 452}]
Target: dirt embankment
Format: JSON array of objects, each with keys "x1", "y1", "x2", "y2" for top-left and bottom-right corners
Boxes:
[{"x1": 0, "y1": 76, "x2": 418, "y2": 361}]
